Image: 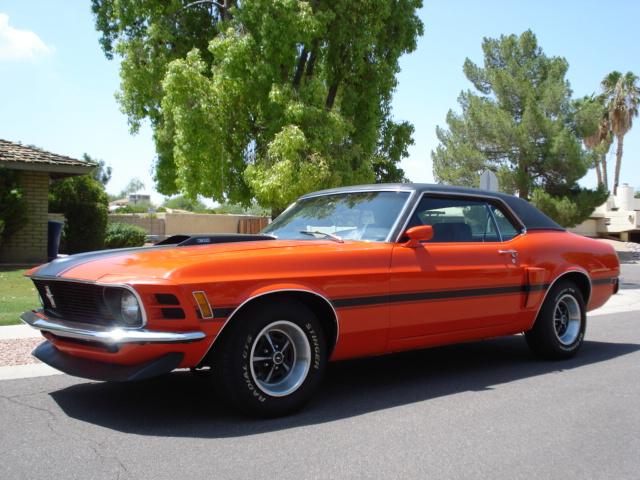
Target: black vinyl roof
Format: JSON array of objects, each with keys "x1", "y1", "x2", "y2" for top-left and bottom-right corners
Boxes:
[{"x1": 300, "y1": 183, "x2": 565, "y2": 232}]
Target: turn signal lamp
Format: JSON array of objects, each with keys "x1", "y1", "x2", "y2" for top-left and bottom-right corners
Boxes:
[{"x1": 193, "y1": 291, "x2": 214, "y2": 319}]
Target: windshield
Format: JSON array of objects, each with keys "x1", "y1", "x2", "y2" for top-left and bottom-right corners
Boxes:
[{"x1": 263, "y1": 191, "x2": 411, "y2": 242}]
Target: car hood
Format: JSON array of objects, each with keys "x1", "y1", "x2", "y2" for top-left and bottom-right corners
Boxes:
[{"x1": 29, "y1": 240, "x2": 327, "y2": 283}]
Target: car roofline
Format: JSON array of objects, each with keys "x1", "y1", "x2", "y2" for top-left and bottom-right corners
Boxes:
[{"x1": 297, "y1": 183, "x2": 564, "y2": 233}]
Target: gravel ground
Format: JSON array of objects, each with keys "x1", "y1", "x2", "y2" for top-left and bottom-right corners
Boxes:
[{"x1": 0, "y1": 338, "x2": 42, "y2": 366}]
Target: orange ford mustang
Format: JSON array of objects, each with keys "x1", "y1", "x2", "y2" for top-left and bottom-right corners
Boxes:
[{"x1": 22, "y1": 184, "x2": 619, "y2": 416}]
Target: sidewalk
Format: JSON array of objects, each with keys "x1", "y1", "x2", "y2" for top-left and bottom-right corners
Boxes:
[{"x1": 0, "y1": 323, "x2": 62, "y2": 380}]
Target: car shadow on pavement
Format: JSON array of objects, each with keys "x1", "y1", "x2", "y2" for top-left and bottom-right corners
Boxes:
[{"x1": 49, "y1": 336, "x2": 639, "y2": 437}]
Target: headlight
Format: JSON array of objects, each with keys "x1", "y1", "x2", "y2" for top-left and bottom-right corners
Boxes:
[
  {"x1": 104, "y1": 288, "x2": 143, "y2": 327},
  {"x1": 120, "y1": 291, "x2": 142, "y2": 326}
]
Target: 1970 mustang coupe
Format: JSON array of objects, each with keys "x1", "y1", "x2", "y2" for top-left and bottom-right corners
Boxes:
[{"x1": 22, "y1": 184, "x2": 619, "y2": 416}]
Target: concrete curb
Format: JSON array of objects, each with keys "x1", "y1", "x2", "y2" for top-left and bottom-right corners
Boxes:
[
  {"x1": 0, "y1": 363, "x2": 62, "y2": 381},
  {"x1": 0, "y1": 324, "x2": 40, "y2": 340}
]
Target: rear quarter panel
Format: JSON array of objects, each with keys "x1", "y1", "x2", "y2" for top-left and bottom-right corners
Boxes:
[{"x1": 515, "y1": 231, "x2": 619, "y2": 323}]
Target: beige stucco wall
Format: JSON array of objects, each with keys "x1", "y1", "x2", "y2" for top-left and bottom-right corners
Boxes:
[
  {"x1": 108, "y1": 214, "x2": 166, "y2": 236},
  {"x1": 568, "y1": 219, "x2": 598, "y2": 237},
  {"x1": 107, "y1": 213, "x2": 269, "y2": 237},
  {"x1": 0, "y1": 171, "x2": 49, "y2": 264},
  {"x1": 164, "y1": 213, "x2": 265, "y2": 236}
]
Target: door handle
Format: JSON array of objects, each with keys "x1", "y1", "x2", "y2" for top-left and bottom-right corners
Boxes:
[{"x1": 499, "y1": 249, "x2": 518, "y2": 263}]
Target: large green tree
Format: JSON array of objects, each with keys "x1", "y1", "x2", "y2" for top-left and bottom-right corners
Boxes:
[
  {"x1": 92, "y1": 0, "x2": 423, "y2": 212},
  {"x1": 432, "y1": 31, "x2": 606, "y2": 227},
  {"x1": 601, "y1": 71, "x2": 640, "y2": 196}
]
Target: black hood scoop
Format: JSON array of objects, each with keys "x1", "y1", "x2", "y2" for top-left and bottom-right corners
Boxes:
[{"x1": 155, "y1": 234, "x2": 276, "y2": 247}]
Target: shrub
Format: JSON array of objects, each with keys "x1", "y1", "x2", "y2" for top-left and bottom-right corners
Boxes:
[
  {"x1": 105, "y1": 223, "x2": 147, "y2": 248},
  {"x1": 50, "y1": 176, "x2": 108, "y2": 253},
  {"x1": 0, "y1": 167, "x2": 28, "y2": 247},
  {"x1": 530, "y1": 185, "x2": 608, "y2": 228}
]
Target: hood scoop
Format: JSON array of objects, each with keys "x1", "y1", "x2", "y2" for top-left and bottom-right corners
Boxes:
[{"x1": 155, "y1": 234, "x2": 276, "y2": 247}]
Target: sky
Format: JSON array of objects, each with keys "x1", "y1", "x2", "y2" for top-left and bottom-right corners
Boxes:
[{"x1": 1, "y1": 0, "x2": 639, "y2": 204}]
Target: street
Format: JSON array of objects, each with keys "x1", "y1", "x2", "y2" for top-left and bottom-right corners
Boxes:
[{"x1": 1, "y1": 303, "x2": 639, "y2": 479}]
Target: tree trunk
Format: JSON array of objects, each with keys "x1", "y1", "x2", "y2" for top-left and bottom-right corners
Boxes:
[
  {"x1": 305, "y1": 41, "x2": 319, "y2": 77},
  {"x1": 594, "y1": 157, "x2": 603, "y2": 187},
  {"x1": 292, "y1": 47, "x2": 308, "y2": 89},
  {"x1": 271, "y1": 207, "x2": 284, "y2": 219},
  {"x1": 220, "y1": 0, "x2": 232, "y2": 21},
  {"x1": 600, "y1": 153, "x2": 608, "y2": 192},
  {"x1": 326, "y1": 81, "x2": 339, "y2": 110},
  {"x1": 613, "y1": 135, "x2": 624, "y2": 196}
]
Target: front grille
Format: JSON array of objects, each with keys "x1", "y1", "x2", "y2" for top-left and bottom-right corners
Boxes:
[{"x1": 33, "y1": 280, "x2": 116, "y2": 326}]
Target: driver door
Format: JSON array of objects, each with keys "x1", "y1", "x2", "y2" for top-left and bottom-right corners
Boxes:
[{"x1": 387, "y1": 194, "x2": 526, "y2": 348}]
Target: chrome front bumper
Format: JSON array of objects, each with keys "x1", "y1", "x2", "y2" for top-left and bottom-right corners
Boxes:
[{"x1": 21, "y1": 310, "x2": 206, "y2": 344}]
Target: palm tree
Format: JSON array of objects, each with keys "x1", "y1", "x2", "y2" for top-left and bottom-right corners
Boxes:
[
  {"x1": 601, "y1": 71, "x2": 640, "y2": 195},
  {"x1": 584, "y1": 114, "x2": 612, "y2": 190},
  {"x1": 576, "y1": 95, "x2": 612, "y2": 189}
]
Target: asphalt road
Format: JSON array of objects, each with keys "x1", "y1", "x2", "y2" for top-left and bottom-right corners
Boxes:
[{"x1": 1, "y1": 305, "x2": 639, "y2": 480}]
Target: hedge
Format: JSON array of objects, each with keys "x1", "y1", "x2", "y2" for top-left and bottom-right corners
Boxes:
[{"x1": 105, "y1": 223, "x2": 147, "y2": 249}]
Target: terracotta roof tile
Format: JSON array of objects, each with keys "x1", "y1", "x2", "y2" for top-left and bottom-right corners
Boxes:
[{"x1": 0, "y1": 139, "x2": 94, "y2": 168}]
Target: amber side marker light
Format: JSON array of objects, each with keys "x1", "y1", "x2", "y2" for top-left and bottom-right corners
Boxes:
[{"x1": 193, "y1": 291, "x2": 214, "y2": 319}]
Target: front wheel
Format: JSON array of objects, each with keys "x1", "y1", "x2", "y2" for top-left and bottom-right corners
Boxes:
[
  {"x1": 525, "y1": 281, "x2": 586, "y2": 360},
  {"x1": 213, "y1": 300, "x2": 327, "y2": 417}
]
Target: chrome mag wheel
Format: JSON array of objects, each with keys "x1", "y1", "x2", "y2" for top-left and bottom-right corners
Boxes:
[
  {"x1": 553, "y1": 294, "x2": 581, "y2": 345},
  {"x1": 250, "y1": 320, "x2": 311, "y2": 397}
]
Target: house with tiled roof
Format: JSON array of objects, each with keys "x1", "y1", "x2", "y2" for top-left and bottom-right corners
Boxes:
[{"x1": 0, "y1": 139, "x2": 94, "y2": 263}]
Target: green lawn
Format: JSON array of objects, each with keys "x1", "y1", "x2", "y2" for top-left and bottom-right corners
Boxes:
[{"x1": 0, "y1": 268, "x2": 38, "y2": 326}]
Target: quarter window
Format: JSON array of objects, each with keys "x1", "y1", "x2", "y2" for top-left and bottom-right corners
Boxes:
[{"x1": 489, "y1": 205, "x2": 519, "y2": 240}]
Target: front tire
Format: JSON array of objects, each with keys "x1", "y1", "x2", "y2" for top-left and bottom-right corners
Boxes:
[
  {"x1": 213, "y1": 300, "x2": 327, "y2": 417},
  {"x1": 525, "y1": 281, "x2": 586, "y2": 359}
]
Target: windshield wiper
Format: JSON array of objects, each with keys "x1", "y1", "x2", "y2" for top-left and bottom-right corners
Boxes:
[{"x1": 298, "y1": 230, "x2": 344, "y2": 243}]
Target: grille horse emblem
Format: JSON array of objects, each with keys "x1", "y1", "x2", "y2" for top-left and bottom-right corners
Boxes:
[{"x1": 44, "y1": 285, "x2": 57, "y2": 309}]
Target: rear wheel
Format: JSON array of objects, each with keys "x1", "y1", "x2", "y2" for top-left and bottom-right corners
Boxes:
[
  {"x1": 525, "y1": 281, "x2": 586, "y2": 359},
  {"x1": 213, "y1": 300, "x2": 327, "y2": 417}
]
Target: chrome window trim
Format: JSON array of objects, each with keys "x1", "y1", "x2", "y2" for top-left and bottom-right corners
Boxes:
[
  {"x1": 387, "y1": 189, "x2": 419, "y2": 242},
  {"x1": 30, "y1": 276, "x2": 148, "y2": 329},
  {"x1": 486, "y1": 203, "x2": 503, "y2": 242},
  {"x1": 264, "y1": 188, "x2": 416, "y2": 243},
  {"x1": 299, "y1": 187, "x2": 415, "y2": 200},
  {"x1": 196, "y1": 288, "x2": 340, "y2": 366},
  {"x1": 393, "y1": 191, "x2": 527, "y2": 243}
]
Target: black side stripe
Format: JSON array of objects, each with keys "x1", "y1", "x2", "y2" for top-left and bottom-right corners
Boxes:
[
  {"x1": 332, "y1": 283, "x2": 550, "y2": 309},
  {"x1": 206, "y1": 276, "x2": 617, "y2": 318},
  {"x1": 34, "y1": 245, "x2": 173, "y2": 278},
  {"x1": 212, "y1": 307, "x2": 235, "y2": 318}
]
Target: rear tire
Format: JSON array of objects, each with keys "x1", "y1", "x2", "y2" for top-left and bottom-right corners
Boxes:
[
  {"x1": 525, "y1": 281, "x2": 586, "y2": 360},
  {"x1": 213, "y1": 300, "x2": 327, "y2": 417}
]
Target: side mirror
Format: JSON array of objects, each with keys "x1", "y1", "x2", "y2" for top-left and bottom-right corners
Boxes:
[{"x1": 403, "y1": 225, "x2": 433, "y2": 248}]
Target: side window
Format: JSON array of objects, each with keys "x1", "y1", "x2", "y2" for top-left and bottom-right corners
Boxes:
[
  {"x1": 407, "y1": 196, "x2": 499, "y2": 243},
  {"x1": 489, "y1": 205, "x2": 520, "y2": 241}
]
